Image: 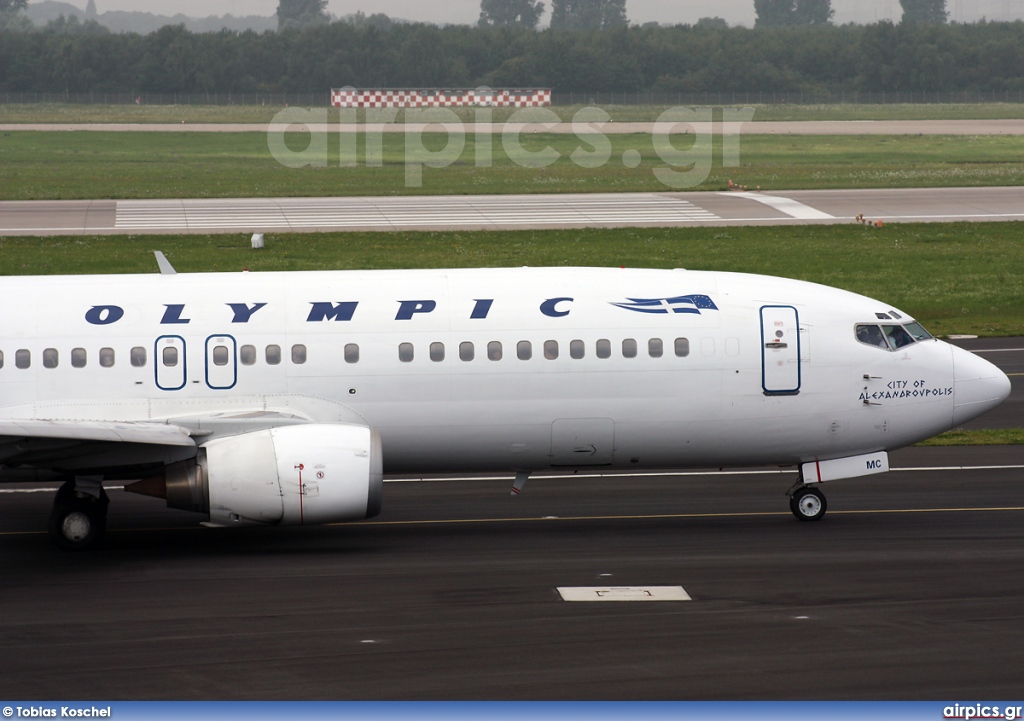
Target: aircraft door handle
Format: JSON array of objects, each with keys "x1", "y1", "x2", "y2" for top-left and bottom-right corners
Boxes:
[{"x1": 765, "y1": 341, "x2": 788, "y2": 349}]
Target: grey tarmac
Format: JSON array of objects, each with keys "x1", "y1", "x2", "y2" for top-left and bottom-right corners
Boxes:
[
  {"x1": 2, "y1": 186, "x2": 1023, "y2": 236},
  {"x1": 1, "y1": 447, "x2": 1022, "y2": 700}
]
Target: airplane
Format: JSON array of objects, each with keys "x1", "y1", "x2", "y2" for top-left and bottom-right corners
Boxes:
[{"x1": 0, "y1": 258, "x2": 1011, "y2": 550}]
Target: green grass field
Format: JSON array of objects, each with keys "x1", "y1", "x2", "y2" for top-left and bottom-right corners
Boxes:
[
  {"x1": 916, "y1": 428, "x2": 1024, "y2": 446},
  {"x1": 1, "y1": 102, "x2": 1022, "y2": 124},
  {"x1": 2, "y1": 222, "x2": 1022, "y2": 338},
  {"x1": 2, "y1": 130, "x2": 1023, "y2": 200}
]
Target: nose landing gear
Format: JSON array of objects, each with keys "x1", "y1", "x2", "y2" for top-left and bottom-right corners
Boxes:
[{"x1": 787, "y1": 478, "x2": 827, "y2": 522}]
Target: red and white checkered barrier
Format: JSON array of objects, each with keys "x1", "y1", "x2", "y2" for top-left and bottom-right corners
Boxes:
[{"x1": 331, "y1": 88, "x2": 552, "y2": 108}]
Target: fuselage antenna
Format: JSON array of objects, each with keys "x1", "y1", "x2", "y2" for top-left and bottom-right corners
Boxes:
[{"x1": 154, "y1": 251, "x2": 177, "y2": 275}]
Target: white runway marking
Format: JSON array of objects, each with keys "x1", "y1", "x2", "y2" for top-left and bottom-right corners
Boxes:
[
  {"x1": 115, "y1": 194, "x2": 721, "y2": 230},
  {"x1": 384, "y1": 465, "x2": 1024, "y2": 483},
  {"x1": 557, "y1": 586, "x2": 691, "y2": 602},
  {"x1": 3, "y1": 465, "x2": 1020, "y2": 493},
  {"x1": 720, "y1": 192, "x2": 836, "y2": 219}
]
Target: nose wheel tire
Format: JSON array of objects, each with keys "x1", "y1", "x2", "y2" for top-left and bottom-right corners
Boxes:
[
  {"x1": 790, "y1": 486, "x2": 827, "y2": 522},
  {"x1": 48, "y1": 483, "x2": 109, "y2": 551}
]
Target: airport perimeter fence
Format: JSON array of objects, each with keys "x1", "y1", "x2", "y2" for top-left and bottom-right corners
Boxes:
[{"x1": 2, "y1": 89, "x2": 1024, "y2": 106}]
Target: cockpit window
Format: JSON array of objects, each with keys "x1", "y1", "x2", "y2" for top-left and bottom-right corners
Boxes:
[
  {"x1": 904, "y1": 322, "x2": 932, "y2": 342},
  {"x1": 881, "y1": 324, "x2": 915, "y2": 349},
  {"x1": 856, "y1": 325, "x2": 889, "y2": 349},
  {"x1": 856, "y1": 321, "x2": 934, "y2": 351}
]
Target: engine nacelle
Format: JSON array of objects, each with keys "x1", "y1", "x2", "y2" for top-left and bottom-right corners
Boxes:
[{"x1": 164, "y1": 424, "x2": 383, "y2": 527}]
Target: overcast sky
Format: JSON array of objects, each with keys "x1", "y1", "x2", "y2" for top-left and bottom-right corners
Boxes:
[{"x1": 49, "y1": 0, "x2": 1022, "y2": 26}]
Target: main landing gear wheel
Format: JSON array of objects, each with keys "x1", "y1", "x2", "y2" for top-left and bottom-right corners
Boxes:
[
  {"x1": 48, "y1": 482, "x2": 109, "y2": 551},
  {"x1": 790, "y1": 486, "x2": 827, "y2": 522}
]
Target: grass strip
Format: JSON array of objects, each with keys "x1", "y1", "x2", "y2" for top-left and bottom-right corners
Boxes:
[
  {"x1": 1, "y1": 222, "x2": 1021, "y2": 337},
  {"x1": 2, "y1": 102, "x2": 1023, "y2": 124},
  {"x1": 915, "y1": 428, "x2": 1024, "y2": 446},
  {"x1": 1, "y1": 131, "x2": 1023, "y2": 200}
]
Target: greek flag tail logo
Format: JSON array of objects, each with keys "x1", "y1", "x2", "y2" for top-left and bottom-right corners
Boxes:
[{"x1": 611, "y1": 294, "x2": 719, "y2": 315}]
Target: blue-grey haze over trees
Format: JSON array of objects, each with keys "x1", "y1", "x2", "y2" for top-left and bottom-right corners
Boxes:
[
  {"x1": 478, "y1": 0, "x2": 545, "y2": 28},
  {"x1": 17, "y1": 1, "x2": 277, "y2": 33},
  {"x1": 2, "y1": 18, "x2": 1022, "y2": 95},
  {"x1": 9, "y1": 1, "x2": 1023, "y2": 29},
  {"x1": 1, "y1": 0, "x2": 1018, "y2": 97},
  {"x1": 754, "y1": 0, "x2": 834, "y2": 27},
  {"x1": 276, "y1": 0, "x2": 329, "y2": 30},
  {"x1": 549, "y1": 0, "x2": 627, "y2": 30},
  {"x1": 900, "y1": 0, "x2": 948, "y2": 24}
]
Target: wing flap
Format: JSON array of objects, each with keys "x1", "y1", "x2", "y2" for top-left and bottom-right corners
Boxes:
[{"x1": 0, "y1": 419, "x2": 197, "y2": 447}]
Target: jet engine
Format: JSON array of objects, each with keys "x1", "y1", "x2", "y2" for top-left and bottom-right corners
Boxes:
[{"x1": 133, "y1": 424, "x2": 383, "y2": 526}]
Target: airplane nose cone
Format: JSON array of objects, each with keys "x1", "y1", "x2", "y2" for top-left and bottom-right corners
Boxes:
[{"x1": 952, "y1": 346, "x2": 1012, "y2": 426}]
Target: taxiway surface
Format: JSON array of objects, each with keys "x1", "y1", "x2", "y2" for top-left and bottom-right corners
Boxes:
[
  {"x1": 2, "y1": 187, "x2": 1023, "y2": 236},
  {"x1": 1, "y1": 448, "x2": 1022, "y2": 700}
]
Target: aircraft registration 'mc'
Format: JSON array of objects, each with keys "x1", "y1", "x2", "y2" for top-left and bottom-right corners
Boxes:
[{"x1": 0, "y1": 260, "x2": 1010, "y2": 550}]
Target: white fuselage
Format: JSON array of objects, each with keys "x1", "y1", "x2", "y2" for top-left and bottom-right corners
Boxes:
[{"x1": 0, "y1": 267, "x2": 1008, "y2": 476}]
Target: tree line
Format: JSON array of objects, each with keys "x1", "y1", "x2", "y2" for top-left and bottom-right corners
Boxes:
[
  {"x1": 1, "y1": 3, "x2": 1020, "y2": 96},
  {"x1": 472, "y1": 0, "x2": 949, "y2": 29}
]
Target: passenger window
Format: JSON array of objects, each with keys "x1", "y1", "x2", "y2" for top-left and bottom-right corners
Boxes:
[
  {"x1": 240, "y1": 345, "x2": 256, "y2": 366},
  {"x1": 460, "y1": 342, "x2": 474, "y2": 361},
  {"x1": 622, "y1": 338, "x2": 637, "y2": 358},
  {"x1": 131, "y1": 347, "x2": 147, "y2": 367},
  {"x1": 596, "y1": 339, "x2": 611, "y2": 359},
  {"x1": 213, "y1": 346, "x2": 230, "y2": 366},
  {"x1": 71, "y1": 348, "x2": 87, "y2": 368},
  {"x1": 544, "y1": 340, "x2": 558, "y2": 360},
  {"x1": 487, "y1": 341, "x2": 502, "y2": 361},
  {"x1": 430, "y1": 342, "x2": 445, "y2": 362},
  {"x1": 570, "y1": 339, "x2": 585, "y2": 359},
  {"x1": 517, "y1": 341, "x2": 532, "y2": 360},
  {"x1": 266, "y1": 345, "x2": 282, "y2": 365},
  {"x1": 99, "y1": 348, "x2": 115, "y2": 368},
  {"x1": 648, "y1": 338, "x2": 663, "y2": 358},
  {"x1": 675, "y1": 337, "x2": 690, "y2": 357},
  {"x1": 0, "y1": 350, "x2": 4, "y2": 368},
  {"x1": 43, "y1": 348, "x2": 58, "y2": 369},
  {"x1": 856, "y1": 325, "x2": 889, "y2": 350},
  {"x1": 291, "y1": 344, "x2": 307, "y2": 364},
  {"x1": 344, "y1": 343, "x2": 359, "y2": 364},
  {"x1": 15, "y1": 349, "x2": 29, "y2": 369},
  {"x1": 162, "y1": 347, "x2": 179, "y2": 367},
  {"x1": 399, "y1": 342, "x2": 414, "y2": 362}
]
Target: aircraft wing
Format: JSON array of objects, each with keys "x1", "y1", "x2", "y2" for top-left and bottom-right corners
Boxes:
[
  {"x1": 0, "y1": 419, "x2": 197, "y2": 447},
  {"x1": 0, "y1": 419, "x2": 199, "y2": 480}
]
